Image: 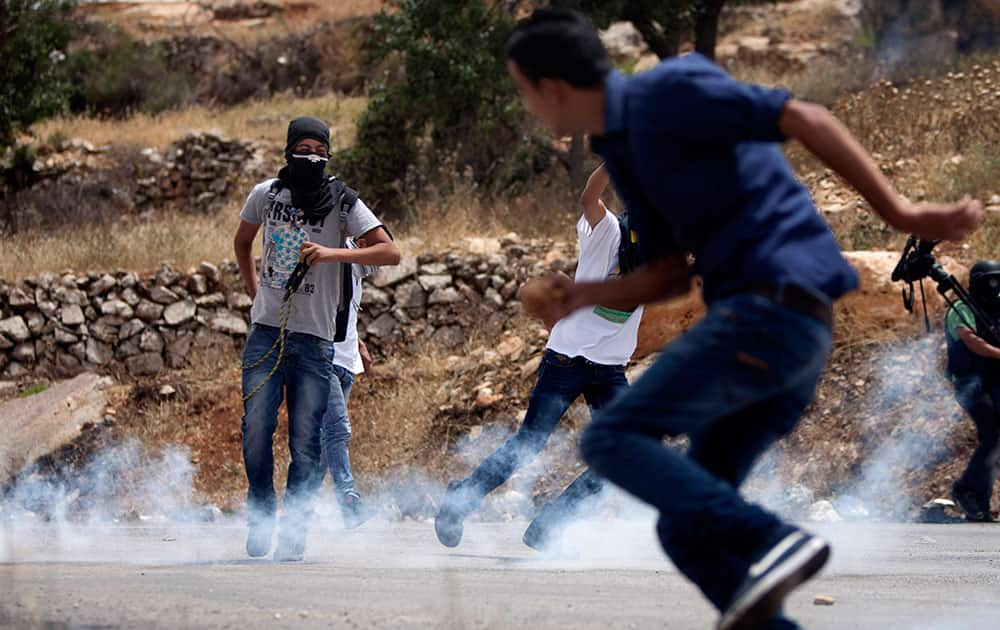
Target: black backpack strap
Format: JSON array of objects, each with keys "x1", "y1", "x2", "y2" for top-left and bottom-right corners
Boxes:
[
  {"x1": 326, "y1": 177, "x2": 358, "y2": 236},
  {"x1": 339, "y1": 187, "x2": 359, "y2": 237},
  {"x1": 331, "y1": 177, "x2": 359, "y2": 343},
  {"x1": 616, "y1": 211, "x2": 640, "y2": 276},
  {"x1": 267, "y1": 178, "x2": 286, "y2": 200}
]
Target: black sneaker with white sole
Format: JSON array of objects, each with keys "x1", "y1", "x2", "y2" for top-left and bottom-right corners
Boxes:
[
  {"x1": 717, "y1": 530, "x2": 830, "y2": 630},
  {"x1": 951, "y1": 482, "x2": 995, "y2": 523}
]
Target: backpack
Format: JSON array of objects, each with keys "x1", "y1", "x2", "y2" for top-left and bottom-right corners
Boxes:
[
  {"x1": 268, "y1": 175, "x2": 359, "y2": 343},
  {"x1": 615, "y1": 211, "x2": 642, "y2": 276}
]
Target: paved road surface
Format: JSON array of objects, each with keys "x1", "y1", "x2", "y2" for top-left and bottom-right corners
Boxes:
[{"x1": 2, "y1": 519, "x2": 999, "y2": 629}]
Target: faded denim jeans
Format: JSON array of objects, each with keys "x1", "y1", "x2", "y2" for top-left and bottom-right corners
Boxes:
[
  {"x1": 581, "y1": 293, "x2": 832, "y2": 629},
  {"x1": 454, "y1": 349, "x2": 628, "y2": 526},
  {"x1": 321, "y1": 364, "x2": 358, "y2": 504},
  {"x1": 241, "y1": 324, "x2": 334, "y2": 542}
]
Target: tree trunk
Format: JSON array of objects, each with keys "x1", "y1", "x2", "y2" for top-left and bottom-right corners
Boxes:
[
  {"x1": 568, "y1": 133, "x2": 587, "y2": 196},
  {"x1": 694, "y1": 0, "x2": 727, "y2": 60},
  {"x1": 530, "y1": 134, "x2": 589, "y2": 196},
  {"x1": 630, "y1": 15, "x2": 681, "y2": 59}
]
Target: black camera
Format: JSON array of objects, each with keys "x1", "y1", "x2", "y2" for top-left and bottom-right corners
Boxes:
[
  {"x1": 891, "y1": 236, "x2": 1000, "y2": 345},
  {"x1": 891, "y1": 237, "x2": 945, "y2": 285}
]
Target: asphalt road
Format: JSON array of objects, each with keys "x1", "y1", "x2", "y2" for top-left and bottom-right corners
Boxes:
[{"x1": 2, "y1": 519, "x2": 999, "y2": 629}]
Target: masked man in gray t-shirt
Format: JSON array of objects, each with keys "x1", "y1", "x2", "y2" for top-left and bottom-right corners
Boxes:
[{"x1": 233, "y1": 116, "x2": 400, "y2": 561}]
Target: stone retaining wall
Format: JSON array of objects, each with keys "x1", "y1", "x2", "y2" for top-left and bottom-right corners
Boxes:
[
  {"x1": 0, "y1": 237, "x2": 561, "y2": 380},
  {"x1": 134, "y1": 133, "x2": 270, "y2": 212}
]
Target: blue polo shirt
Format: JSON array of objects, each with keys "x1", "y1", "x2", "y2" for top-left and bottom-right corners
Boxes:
[{"x1": 590, "y1": 54, "x2": 859, "y2": 304}]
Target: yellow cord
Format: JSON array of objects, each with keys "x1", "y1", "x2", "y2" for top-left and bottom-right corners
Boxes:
[{"x1": 241, "y1": 297, "x2": 293, "y2": 403}]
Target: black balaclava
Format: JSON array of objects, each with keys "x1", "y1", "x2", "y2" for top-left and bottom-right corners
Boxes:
[
  {"x1": 279, "y1": 116, "x2": 335, "y2": 219},
  {"x1": 970, "y1": 260, "x2": 1000, "y2": 317}
]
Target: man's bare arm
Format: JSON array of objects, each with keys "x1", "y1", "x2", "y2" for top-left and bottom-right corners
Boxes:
[
  {"x1": 234, "y1": 220, "x2": 260, "y2": 299},
  {"x1": 301, "y1": 227, "x2": 401, "y2": 266},
  {"x1": 571, "y1": 254, "x2": 692, "y2": 310},
  {"x1": 358, "y1": 339, "x2": 373, "y2": 373},
  {"x1": 779, "y1": 99, "x2": 982, "y2": 241},
  {"x1": 580, "y1": 163, "x2": 610, "y2": 228},
  {"x1": 522, "y1": 254, "x2": 692, "y2": 323},
  {"x1": 957, "y1": 326, "x2": 1000, "y2": 360}
]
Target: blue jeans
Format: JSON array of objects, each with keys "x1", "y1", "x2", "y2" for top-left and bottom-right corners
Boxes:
[
  {"x1": 581, "y1": 294, "x2": 831, "y2": 628},
  {"x1": 241, "y1": 324, "x2": 334, "y2": 539},
  {"x1": 460, "y1": 349, "x2": 628, "y2": 519},
  {"x1": 951, "y1": 369, "x2": 1000, "y2": 509},
  {"x1": 322, "y1": 364, "x2": 358, "y2": 503}
]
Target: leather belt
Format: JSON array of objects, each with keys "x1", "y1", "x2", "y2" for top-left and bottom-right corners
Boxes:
[{"x1": 742, "y1": 284, "x2": 834, "y2": 329}]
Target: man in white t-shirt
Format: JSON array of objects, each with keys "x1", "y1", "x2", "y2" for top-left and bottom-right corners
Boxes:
[
  {"x1": 435, "y1": 163, "x2": 643, "y2": 550},
  {"x1": 322, "y1": 238, "x2": 377, "y2": 529},
  {"x1": 233, "y1": 117, "x2": 400, "y2": 561}
]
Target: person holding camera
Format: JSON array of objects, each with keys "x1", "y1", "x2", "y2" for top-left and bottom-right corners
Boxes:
[{"x1": 946, "y1": 260, "x2": 1000, "y2": 522}]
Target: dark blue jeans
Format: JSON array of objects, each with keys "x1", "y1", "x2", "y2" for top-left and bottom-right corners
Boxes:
[
  {"x1": 951, "y1": 370, "x2": 1000, "y2": 509},
  {"x1": 581, "y1": 294, "x2": 831, "y2": 627},
  {"x1": 241, "y1": 324, "x2": 334, "y2": 539},
  {"x1": 460, "y1": 349, "x2": 628, "y2": 517},
  {"x1": 321, "y1": 364, "x2": 358, "y2": 504}
]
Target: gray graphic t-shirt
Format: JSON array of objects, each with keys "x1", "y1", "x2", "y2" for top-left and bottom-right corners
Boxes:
[{"x1": 239, "y1": 178, "x2": 382, "y2": 341}]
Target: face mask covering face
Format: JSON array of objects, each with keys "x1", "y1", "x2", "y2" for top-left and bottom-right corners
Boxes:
[
  {"x1": 283, "y1": 152, "x2": 335, "y2": 218},
  {"x1": 988, "y1": 277, "x2": 1000, "y2": 316},
  {"x1": 287, "y1": 152, "x2": 329, "y2": 190}
]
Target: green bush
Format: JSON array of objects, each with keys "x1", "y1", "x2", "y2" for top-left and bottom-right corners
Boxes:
[
  {"x1": 64, "y1": 24, "x2": 192, "y2": 117},
  {"x1": 336, "y1": 87, "x2": 415, "y2": 206},
  {"x1": 341, "y1": 0, "x2": 523, "y2": 217},
  {"x1": 0, "y1": 0, "x2": 75, "y2": 151}
]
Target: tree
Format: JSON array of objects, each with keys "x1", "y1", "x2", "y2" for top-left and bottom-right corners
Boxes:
[
  {"x1": 340, "y1": 0, "x2": 522, "y2": 215},
  {"x1": 0, "y1": 0, "x2": 75, "y2": 152},
  {"x1": 694, "y1": 0, "x2": 727, "y2": 59}
]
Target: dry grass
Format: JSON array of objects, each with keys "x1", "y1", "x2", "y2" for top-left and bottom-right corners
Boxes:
[
  {"x1": 834, "y1": 60, "x2": 1000, "y2": 162},
  {"x1": 835, "y1": 56, "x2": 1000, "y2": 259},
  {"x1": 927, "y1": 141, "x2": 1000, "y2": 200},
  {"x1": 0, "y1": 183, "x2": 583, "y2": 278},
  {"x1": 348, "y1": 353, "x2": 454, "y2": 483},
  {"x1": 397, "y1": 174, "x2": 580, "y2": 252},
  {"x1": 784, "y1": 55, "x2": 879, "y2": 105},
  {"x1": 967, "y1": 212, "x2": 1000, "y2": 264},
  {"x1": 0, "y1": 208, "x2": 256, "y2": 278},
  {"x1": 775, "y1": 2, "x2": 852, "y2": 45},
  {"x1": 27, "y1": 93, "x2": 366, "y2": 151},
  {"x1": 721, "y1": 0, "x2": 850, "y2": 44},
  {"x1": 778, "y1": 52, "x2": 1000, "y2": 260}
]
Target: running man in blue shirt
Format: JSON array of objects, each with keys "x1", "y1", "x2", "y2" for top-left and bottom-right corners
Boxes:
[{"x1": 506, "y1": 9, "x2": 982, "y2": 630}]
